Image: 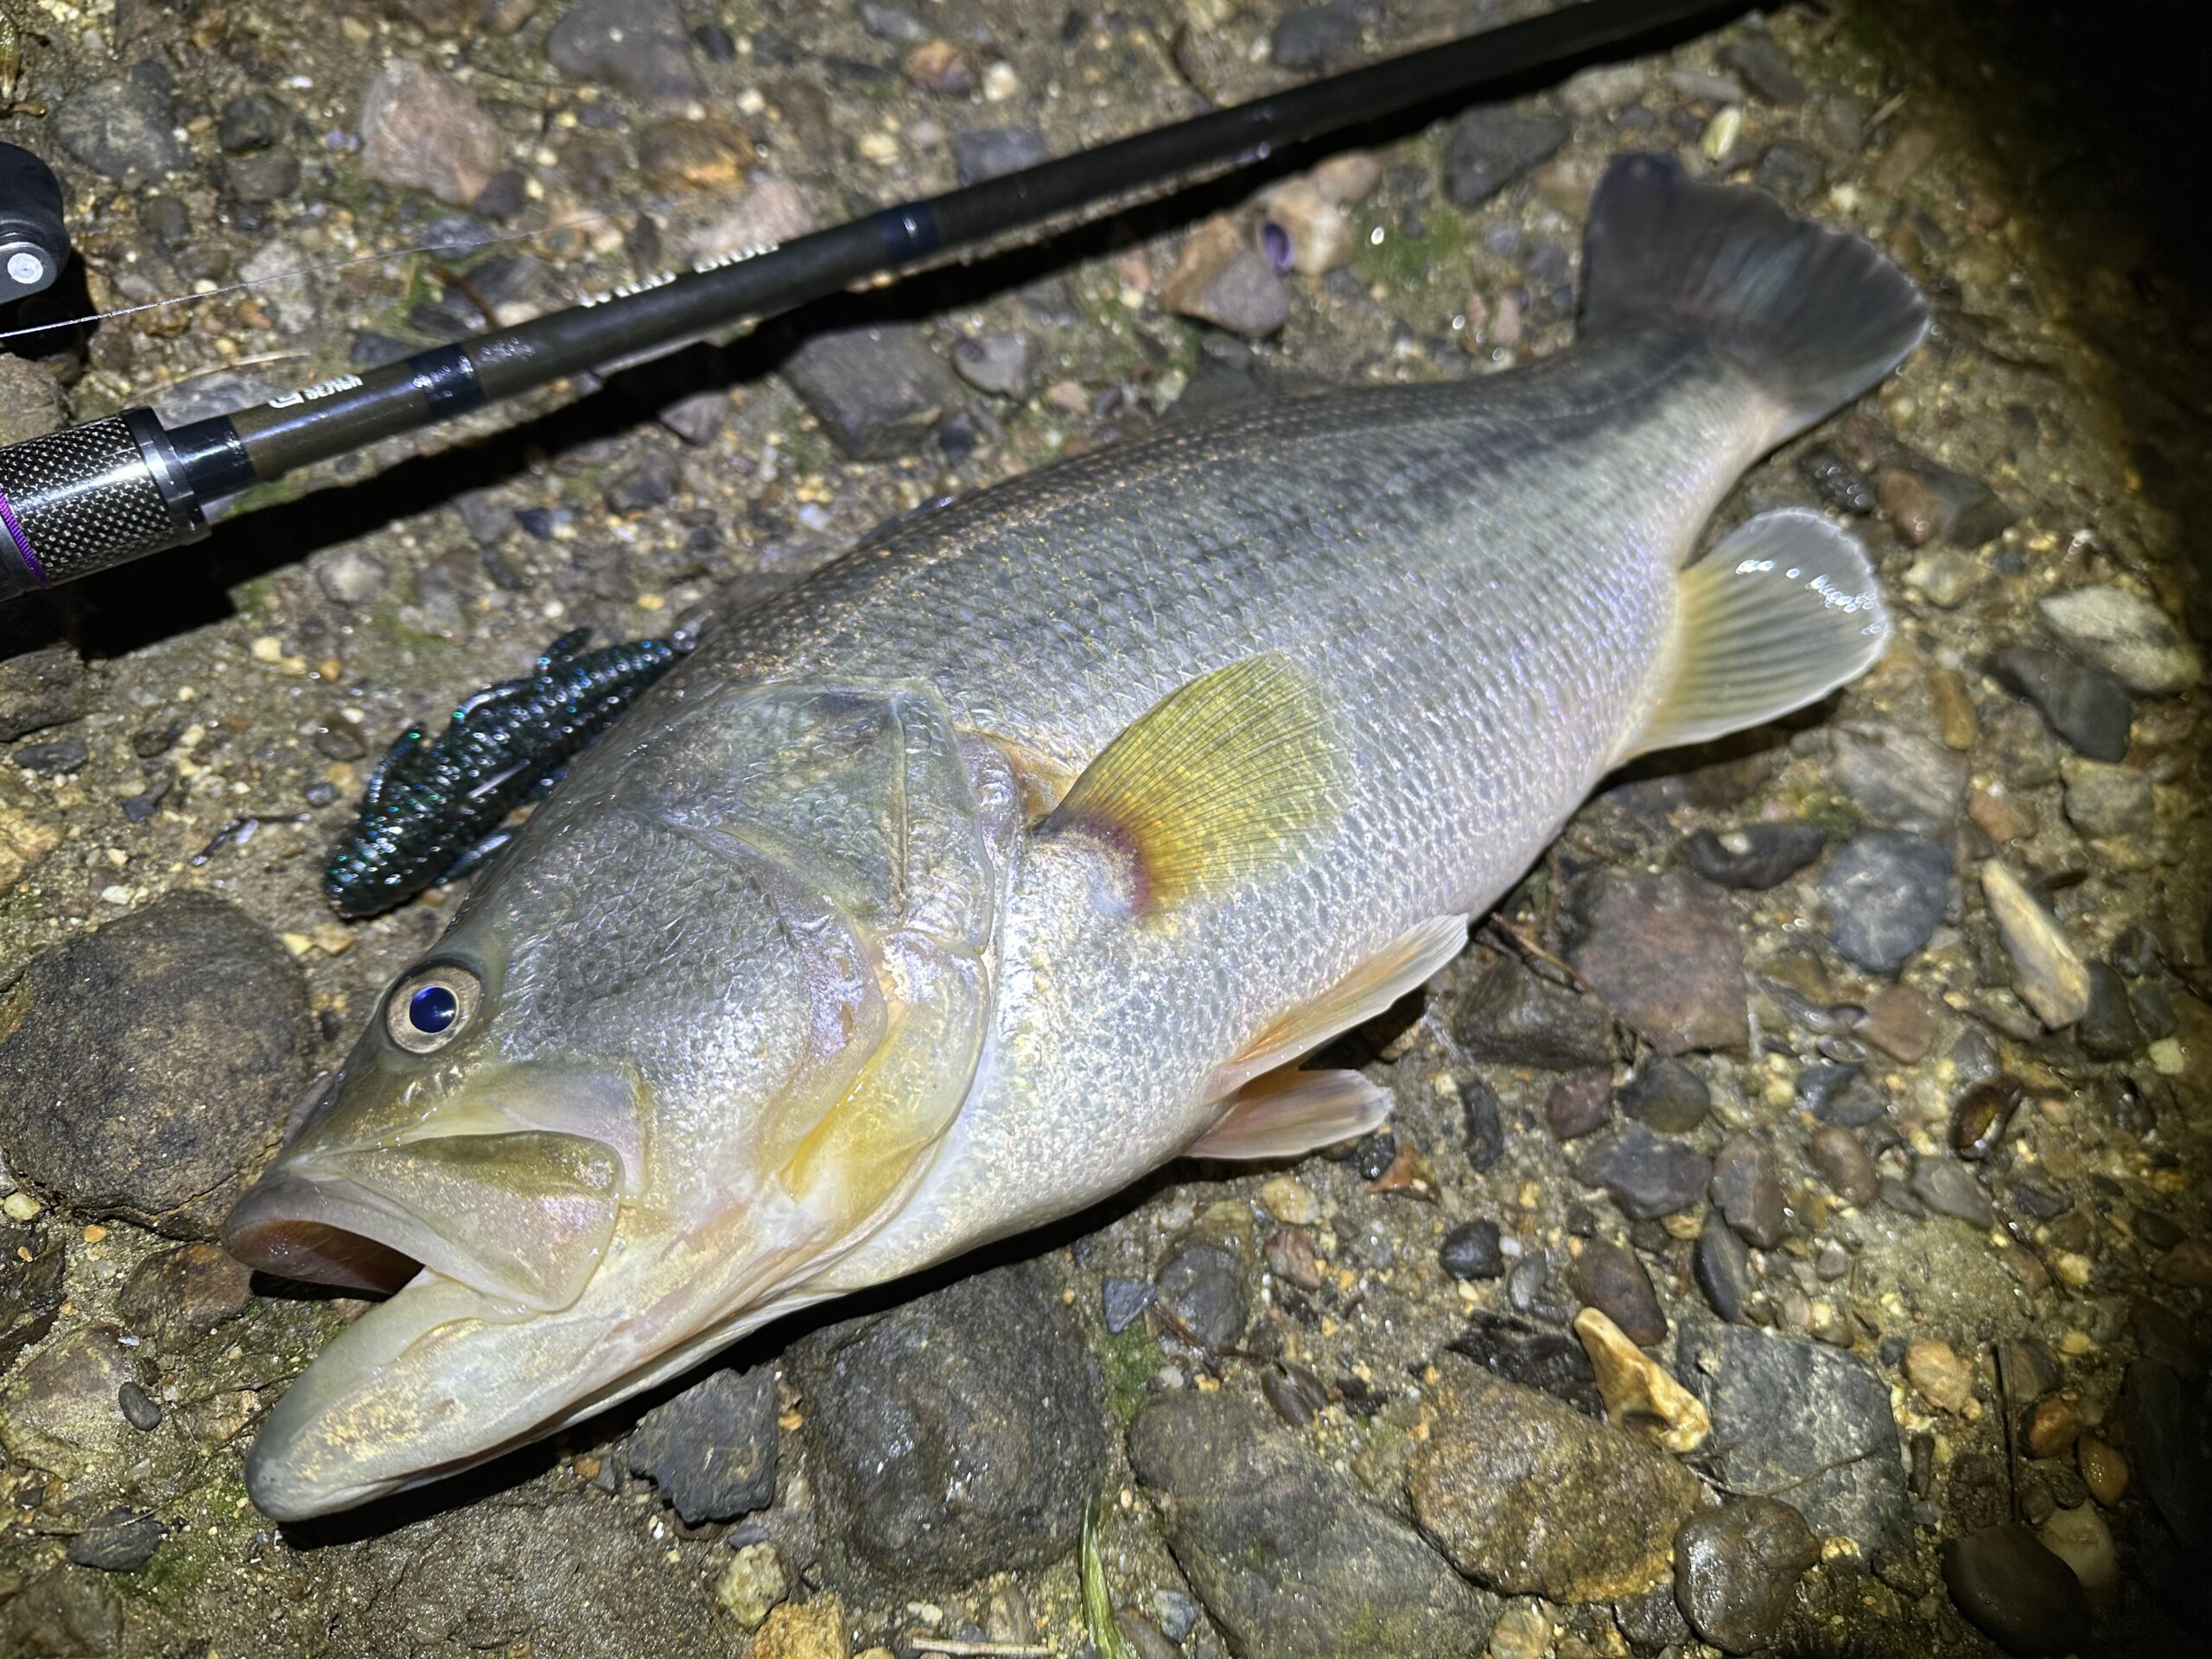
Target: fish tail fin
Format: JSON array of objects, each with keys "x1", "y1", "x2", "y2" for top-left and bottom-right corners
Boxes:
[{"x1": 1580, "y1": 153, "x2": 1929, "y2": 446}]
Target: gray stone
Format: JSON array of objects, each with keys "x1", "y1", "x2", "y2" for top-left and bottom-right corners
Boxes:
[
  {"x1": 1798, "y1": 1063, "x2": 1887, "y2": 1127},
  {"x1": 1712, "y1": 1135, "x2": 1787, "y2": 1249},
  {"x1": 1442, "y1": 105, "x2": 1570, "y2": 208},
  {"x1": 0, "y1": 356, "x2": 67, "y2": 447},
  {"x1": 1408, "y1": 1355, "x2": 1704, "y2": 1602},
  {"x1": 625, "y1": 1366, "x2": 778, "y2": 1524},
  {"x1": 1570, "y1": 1237, "x2": 1666, "y2": 1347},
  {"x1": 1831, "y1": 728, "x2": 1969, "y2": 830},
  {"x1": 788, "y1": 1258, "x2": 1106, "y2": 1591},
  {"x1": 0, "y1": 640, "x2": 86, "y2": 743},
  {"x1": 1910, "y1": 1154, "x2": 1996, "y2": 1227},
  {"x1": 1271, "y1": 6, "x2": 1360, "y2": 73},
  {"x1": 1451, "y1": 954, "x2": 1618, "y2": 1070},
  {"x1": 0, "y1": 893, "x2": 315, "y2": 1237},
  {"x1": 218, "y1": 92, "x2": 287, "y2": 152},
  {"x1": 1677, "y1": 1322, "x2": 1907, "y2": 1551},
  {"x1": 1720, "y1": 35, "x2": 1806, "y2": 104},
  {"x1": 779, "y1": 322, "x2": 962, "y2": 460},
  {"x1": 1618, "y1": 1056, "x2": 1709, "y2": 1134},
  {"x1": 1681, "y1": 822, "x2": 1827, "y2": 890},
  {"x1": 65, "y1": 1508, "x2": 162, "y2": 1573},
  {"x1": 953, "y1": 125, "x2": 1050, "y2": 186},
  {"x1": 1156, "y1": 1242, "x2": 1248, "y2": 1351},
  {"x1": 2078, "y1": 963, "x2": 2145, "y2": 1060},
  {"x1": 1131, "y1": 1391, "x2": 1495, "y2": 1658},
  {"x1": 150, "y1": 371, "x2": 282, "y2": 429},
  {"x1": 1102, "y1": 1274, "x2": 1155, "y2": 1333},
  {"x1": 1941, "y1": 1523, "x2": 2092, "y2": 1658},
  {"x1": 2062, "y1": 757, "x2": 2154, "y2": 839},
  {"x1": 53, "y1": 79, "x2": 188, "y2": 179},
  {"x1": 1992, "y1": 646, "x2": 2132, "y2": 762},
  {"x1": 117, "y1": 1242, "x2": 255, "y2": 1351},
  {"x1": 359, "y1": 59, "x2": 502, "y2": 207},
  {"x1": 0, "y1": 1325, "x2": 148, "y2": 1487},
  {"x1": 1694, "y1": 1210, "x2": 1756, "y2": 1325},
  {"x1": 1440, "y1": 1219, "x2": 1505, "y2": 1281},
  {"x1": 2037, "y1": 585, "x2": 2202, "y2": 696},
  {"x1": 226, "y1": 149, "x2": 301, "y2": 203},
  {"x1": 951, "y1": 334, "x2": 1035, "y2": 398},
  {"x1": 547, "y1": 0, "x2": 705, "y2": 103},
  {"x1": 1564, "y1": 868, "x2": 1746, "y2": 1052},
  {"x1": 1674, "y1": 1498, "x2": 1821, "y2": 1654},
  {"x1": 1820, "y1": 830, "x2": 1952, "y2": 975},
  {"x1": 13, "y1": 736, "x2": 86, "y2": 775},
  {"x1": 1615, "y1": 1582, "x2": 1691, "y2": 1649},
  {"x1": 1571, "y1": 1122, "x2": 1714, "y2": 1221}
]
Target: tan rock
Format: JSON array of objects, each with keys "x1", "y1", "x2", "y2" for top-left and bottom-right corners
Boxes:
[
  {"x1": 2077, "y1": 1435, "x2": 2127, "y2": 1507},
  {"x1": 2152, "y1": 1237, "x2": 2212, "y2": 1289},
  {"x1": 1255, "y1": 179, "x2": 1355, "y2": 275},
  {"x1": 359, "y1": 59, "x2": 501, "y2": 207},
  {"x1": 2025, "y1": 1395, "x2": 2085, "y2": 1460},
  {"x1": 1904, "y1": 1338, "x2": 1975, "y2": 1414},
  {"x1": 753, "y1": 1597, "x2": 848, "y2": 1659},
  {"x1": 1573, "y1": 1307, "x2": 1711, "y2": 1453},
  {"x1": 1161, "y1": 215, "x2": 1288, "y2": 337},
  {"x1": 1980, "y1": 861, "x2": 2091, "y2": 1027},
  {"x1": 638, "y1": 118, "x2": 754, "y2": 193}
]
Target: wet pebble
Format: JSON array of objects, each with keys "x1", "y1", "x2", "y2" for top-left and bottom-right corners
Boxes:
[
  {"x1": 1156, "y1": 1242, "x2": 1249, "y2": 1350},
  {"x1": 625, "y1": 1365, "x2": 778, "y2": 1525},
  {"x1": 1904, "y1": 1338, "x2": 1975, "y2": 1413},
  {"x1": 1942, "y1": 1522, "x2": 2091, "y2": 1657},
  {"x1": 65, "y1": 1508, "x2": 163, "y2": 1573},
  {"x1": 1543, "y1": 1068, "x2": 1611, "y2": 1141},
  {"x1": 953, "y1": 124, "x2": 1050, "y2": 185},
  {"x1": 2037, "y1": 584, "x2": 2202, "y2": 696},
  {"x1": 2061, "y1": 757, "x2": 2153, "y2": 839},
  {"x1": 1161, "y1": 216, "x2": 1290, "y2": 339},
  {"x1": 13, "y1": 736, "x2": 87, "y2": 775},
  {"x1": 1618, "y1": 1055, "x2": 1708, "y2": 1134},
  {"x1": 1570, "y1": 1237, "x2": 1666, "y2": 1347},
  {"x1": 0, "y1": 1325, "x2": 149, "y2": 1486},
  {"x1": 547, "y1": 0, "x2": 705, "y2": 103},
  {"x1": 1462, "y1": 1074, "x2": 1506, "y2": 1172},
  {"x1": 1980, "y1": 861, "x2": 2090, "y2": 1027},
  {"x1": 117, "y1": 1382, "x2": 162, "y2": 1433},
  {"x1": 1132, "y1": 1391, "x2": 1497, "y2": 1657},
  {"x1": 1262, "y1": 1358, "x2": 1329, "y2": 1427},
  {"x1": 1615, "y1": 1582, "x2": 1692, "y2": 1649},
  {"x1": 1820, "y1": 830, "x2": 1952, "y2": 976},
  {"x1": 1992, "y1": 646, "x2": 2132, "y2": 762},
  {"x1": 118, "y1": 1242, "x2": 255, "y2": 1350},
  {"x1": 1673, "y1": 1497, "x2": 1821, "y2": 1654},
  {"x1": 0, "y1": 893, "x2": 314, "y2": 1237},
  {"x1": 1102, "y1": 1275, "x2": 1155, "y2": 1333},
  {"x1": 1798, "y1": 1063, "x2": 1888, "y2": 1127},
  {"x1": 950, "y1": 334, "x2": 1034, "y2": 399},
  {"x1": 1720, "y1": 34, "x2": 1806, "y2": 103},
  {"x1": 1270, "y1": 5, "x2": 1360, "y2": 72},
  {"x1": 1565, "y1": 868, "x2": 1745, "y2": 1052},
  {"x1": 1807, "y1": 1125, "x2": 1878, "y2": 1207},
  {"x1": 1876, "y1": 458, "x2": 2014, "y2": 547},
  {"x1": 1681, "y1": 821, "x2": 1827, "y2": 890},
  {"x1": 1711, "y1": 1135, "x2": 1787, "y2": 1249},
  {"x1": 359, "y1": 60, "x2": 502, "y2": 207},
  {"x1": 1452, "y1": 954, "x2": 1617, "y2": 1069},
  {"x1": 1694, "y1": 1211, "x2": 1757, "y2": 1325},
  {"x1": 53, "y1": 79, "x2": 188, "y2": 178},
  {"x1": 1408, "y1": 1356, "x2": 1703, "y2": 1601},
  {"x1": 1831, "y1": 727, "x2": 1969, "y2": 831},
  {"x1": 1440, "y1": 1218, "x2": 1505, "y2": 1281},
  {"x1": 2025, "y1": 1395, "x2": 2085, "y2": 1460},
  {"x1": 779, "y1": 322, "x2": 963, "y2": 460},
  {"x1": 2037, "y1": 1502, "x2": 2117, "y2": 1593},
  {"x1": 1441, "y1": 105, "x2": 1571, "y2": 207},
  {"x1": 1572, "y1": 1122, "x2": 1713, "y2": 1221},
  {"x1": 1909, "y1": 1154, "x2": 1995, "y2": 1227},
  {"x1": 2076, "y1": 1434, "x2": 2127, "y2": 1506},
  {"x1": 218, "y1": 92, "x2": 287, "y2": 152}
]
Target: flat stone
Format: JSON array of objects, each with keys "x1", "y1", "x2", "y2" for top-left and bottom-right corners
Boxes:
[
  {"x1": 0, "y1": 1325, "x2": 148, "y2": 1487},
  {"x1": 53, "y1": 79, "x2": 188, "y2": 178},
  {"x1": 2037, "y1": 585, "x2": 2202, "y2": 696},
  {"x1": 218, "y1": 91, "x2": 288, "y2": 152},
  {"x1": 1910, "y1": 1155, "x2": 1996, "y2": 1227},
  {"x1": 1156, "y1": 1242, "x2": 1249, "y2": 1351},
  {"x1": 1131, "y1": 1392, "x2": 1496, "y2": 1658},
  {"x1": 1449, "y1": 1313, "x2": 1601, "y2": 1417},
  {"x1": 1681, "y1": 822, "x2": 1828, "y2": 890},
  {"x1": 1442, "y1": 105, "x2": 1571, "y2": 207},
  {"x1": 787, "y1": 1259, "x2": 1105, "y2": 1591},
  {"x1": 779, "y1": 322, "x2": 962, "y2": 460},
  {"x1": 1161, "y1": 215, "x2": 1290, "y2": 339},
  {"x1": 1674, "y1": 1497, "x2": 1821, "y2": 1654},
  {"x1": 1830, "y1": 728, "x2": 1969, "y2": 830},
  {"x1": 116, "y1": 1243, "x2": 255, "y2": 1351},
  {"x1": 1408, "y1": 1355, "x2": 1705, "y2": 1601},
  {"x1": 2077, "y1": 963, "x2": 2145, "y2": 1059},
  {"x1": 952, "y1": 124, "x2": 1049, "y2": 185},
  {"x1": 1572, "y1": 1122, "x2": 1714, "y2": 1221},
  {"x1": 1270, "y1": 5, "x2": 1361, "y2": 73},
  {"x1": 547, "y1": 0, "x2": 705, "y2": 103},
  {"x1": 1102, "y1": 1275, "x2": 1156, "y2": 1333},
  {"x1": 1570, "y1": 1237, "x2": 1667, "y2": 1347},
  {"x1": 1719, "y1": 34, "x2": 1806, "y2": 104},
  {"x1": 313, "y1": 547, "x2": 390, "y2": 607},
  {"x1": 1543, "y1": 1069, "x2": 1611, "y2": 1141},
  {"x1": 1905, "y1": 1338, "x2": 1975, "y2": 1413},
  {"x1": 0, "y1": 637, "x2": 84, "y2": 744},
  {"x1": 1798, "y1": 1063, "x2": 1888, "y2": 1127},
  {"x1": 1563, "y1": 868, "x2": 1746, "y2": 1053},
  {"x1": 65, "y1": 1507, "x2": 162, "y2": 1573},
  {"x1": 1992, "y1": 646, "x2": 2132, "y2": 762},
  {"x1": 1856, "y1": 983, "x2": 1941, "y2": 1062},
  {"x1": 1451, "y1": 954, "x2": 1617, "y2": 1069},
  {"x1": 625, "y1": 1366, "x2": 778, "y2": 1524},
  {"x1": 1677, "y1": 1323, "x2": 1907, "y2": 1551},
  {"x1": 950, "y1": 334, "x2": 1035, "y2": 399},
  {"x1": 1711, "y1": 1135, "x2": 1787, "y2": 1249},
  {"x1": 1942, "y1": 1523, "x2": 2091, "y2": 1657},
  {"x1": 0, "y1": 893, "x2": 315, "y2": 1237},
  {"x1": 359, "y1": 59, "x2": 502, "y2": 207},
  {"x1": 1618, "y1": 1056, "x2": 1709, "y2": 1134},
  {"x1": 1694, "y1": 1211, "x2": 1757, "y2": 1325},
  {"x1": 1806, "y1": 1125, "x2": 1877, "y2": 1208},
  {"x1": 2061, "y1": 757, "x2": 2154, "y2": 839},
  {"x1": 1820, "y1": 830, "x2": 1952, "y2": 976},
  {"x1": 1980, "y1": 861, "x2": 2091, "y2": 1027}
]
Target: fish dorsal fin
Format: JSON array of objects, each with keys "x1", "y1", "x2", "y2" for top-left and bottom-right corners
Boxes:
[
  {"x1": 1043, "y1": 652, "x2": 1346, "y2": 912},
  {"x1": 1186, "y1": 1068, "x2": 1390, "y2": 1161},
  {"x1": 1624, "y1": 509, "x2": 1891, "y2": 761},
  {"x1": 1209, "y1": 913, "x2": 1470, "y2": 1100}
]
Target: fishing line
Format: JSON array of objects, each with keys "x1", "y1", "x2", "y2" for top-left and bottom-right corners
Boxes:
[{"x1": 0, "y1": 0, "x2": 1745, "y2": 604}]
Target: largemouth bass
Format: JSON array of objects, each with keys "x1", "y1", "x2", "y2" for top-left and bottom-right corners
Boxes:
[{"x1": 225, "y1": 154, "x2": 1927, "y2": 1519}]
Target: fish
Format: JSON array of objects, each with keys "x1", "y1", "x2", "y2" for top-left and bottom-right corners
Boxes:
[
  {"x1": 323, "y1": 629, "x2": 685, "y2": 918},
  {"x1": 223, "y1": 153, "x2": 1926, "y2": 1519}
]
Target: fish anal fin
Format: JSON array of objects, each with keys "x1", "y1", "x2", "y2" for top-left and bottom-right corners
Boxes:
[
  {"x1": 1041, "y1": 653, "x2": 1345, "y2": 913},
  {"x1": 1210, "y1": 913, "x2": 1469, "y2": 1100},
  {"x1": 1186, "y1": 1069, "x2": 1389, "y2": 1162},
  {"x1": 1625, "y1": 509, "x2": 1891, "y2": 761}
]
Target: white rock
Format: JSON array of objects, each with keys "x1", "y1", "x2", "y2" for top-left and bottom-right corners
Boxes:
[
  {"x1": 1980, "y1": 861, "x2": 2090, "y2": 1028},
  {"x1": 2038, "y1": 585, "x2": 2202, "y2": 696},
  {"x1": 2038, "y1": 1503, "x2": 2118, "y2": 1592}
]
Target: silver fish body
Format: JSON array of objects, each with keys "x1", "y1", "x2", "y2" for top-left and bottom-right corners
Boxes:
[{"x1": 226, "y1": 155, "x2": 1925, "y2": 1517}]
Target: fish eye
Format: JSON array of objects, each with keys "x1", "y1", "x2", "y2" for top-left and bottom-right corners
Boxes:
[{"x1": 386, "y1": 963, "x2": 483, "y2": 1054}]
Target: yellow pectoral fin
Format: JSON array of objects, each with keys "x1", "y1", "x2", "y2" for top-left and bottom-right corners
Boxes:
[
  {"x1": 1041, "y1": 652, "x2": 1347, "y2": 914},
  {"x1": 1210, "y1": 913, "x2": 1469, "y2": 1100},
  {"x1": 780, "y1": 938, "x2": 984, "y2": 1230}
]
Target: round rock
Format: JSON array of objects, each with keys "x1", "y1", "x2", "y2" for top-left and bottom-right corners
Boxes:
[
  {"x1": 0, "y1": 893, "x2": 315, "y2": 1236},
  {"x1": 1941, "y1": 1522, "x2": 2092, "y2": 1657},
  {"x1": 1819, "y1": 830, "x2": 1952, "y2": 976},
  {"x1": 1674, "y1": 1497, "x2": 1821, "y2": 1654}
]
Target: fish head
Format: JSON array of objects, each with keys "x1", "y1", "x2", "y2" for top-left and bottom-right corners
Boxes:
[{"x1": 226, "y1": 686, "x2": 1014, "y2": 1518}]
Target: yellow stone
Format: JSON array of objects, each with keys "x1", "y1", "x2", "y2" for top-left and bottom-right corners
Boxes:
[
  {"x1": 1573, "y1": 1307, "x2": 1710, "y2": 1452},
  {"x1": 753, "y1": 1598, "x2": 847, "y2": 1659},
  {"x1": 2, "y1": 1192, "x2": 41, "y2": 1222}
]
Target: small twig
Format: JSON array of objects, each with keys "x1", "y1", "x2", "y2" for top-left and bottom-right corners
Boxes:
[{"x1": 903, "y1": 1639, "x2": 1059, "y2": 1657}]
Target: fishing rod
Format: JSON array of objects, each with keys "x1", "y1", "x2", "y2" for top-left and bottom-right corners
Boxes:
[{"x1": 0, "y1": 0, "x2": 1740, "y2": 604}]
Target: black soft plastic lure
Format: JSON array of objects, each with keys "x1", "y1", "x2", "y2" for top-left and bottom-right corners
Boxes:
[{"x1": 324, "y1": 630, "x2": 683, "y2": 918}]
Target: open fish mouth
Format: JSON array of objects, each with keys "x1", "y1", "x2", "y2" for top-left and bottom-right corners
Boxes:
[{"x1": 222, "y1": 1129, "x2": 626, "y2": 1313}]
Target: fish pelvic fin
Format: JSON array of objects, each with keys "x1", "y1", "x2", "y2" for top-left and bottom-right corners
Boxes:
[
  {"x1": 1041, "y1": 652, "x2": 1347, "y2": 915},
  {"x1": 1624, "y1": 509, "x2": 1891, "y2": 761},
  {"x1": 1209, "y1": 913, "x2": 1469, "y2": 1100},
  {"x1": 1187, "y1": 1068, "x2": 1390, "y2": 1161},
  {"x1": 1581, "y1": 153, "x2": 1928, "y2": 447}
]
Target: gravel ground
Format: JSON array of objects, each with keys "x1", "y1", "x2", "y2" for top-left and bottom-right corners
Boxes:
[{"x1": 1, "y1": 2, "x2": 2207, "y2": 1656}]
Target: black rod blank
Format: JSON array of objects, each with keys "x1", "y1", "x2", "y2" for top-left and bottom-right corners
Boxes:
[{"x1": 0, "y1": 0, "x2": 1739, "y2": 601}]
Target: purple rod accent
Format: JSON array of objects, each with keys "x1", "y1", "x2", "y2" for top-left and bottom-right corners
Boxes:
[{"x1": 0, "y1": 489, "x2": 46, "y2": 585}]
